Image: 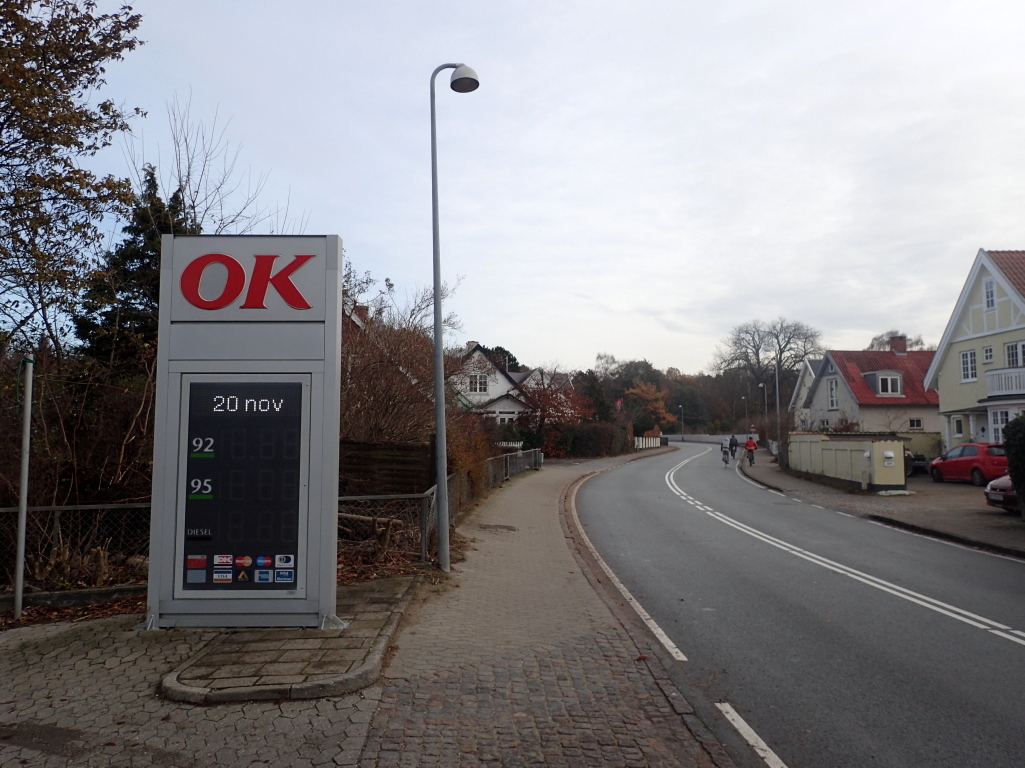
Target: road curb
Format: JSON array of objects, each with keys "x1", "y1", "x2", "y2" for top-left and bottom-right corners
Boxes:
[
  {"x1": 158, "y1": 576, "x2": 420, "y2": 704},
  {"x1": 741, "y1": 457, "x2": 1025, "y2": 561},
  {"x1": 737, "y1": 458, "x2": 783, "y2": 492},
  {"x1": 866, "y1": 514, "x2": 1025, "y2": 560}
]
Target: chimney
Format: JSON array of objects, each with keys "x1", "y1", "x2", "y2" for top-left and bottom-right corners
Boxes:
[
  {"x1": 889, "y1": 335, "x2": 907, "y2": 355},
  {"x1": 467, "y1": 340, "x2": 479, "y2": 350},
  {"x1": 354, "y1": 305, "x2": 369, "y2": 323}
]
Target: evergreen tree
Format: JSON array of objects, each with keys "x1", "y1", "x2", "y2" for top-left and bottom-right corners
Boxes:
[{"x1": 74, "y1": 165, "x2": 198, "y2": 371}]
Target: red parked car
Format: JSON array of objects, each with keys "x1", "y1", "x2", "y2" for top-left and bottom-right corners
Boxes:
[{"x1": 930, "y1": 443, "x2": 1008, "y2": 486}]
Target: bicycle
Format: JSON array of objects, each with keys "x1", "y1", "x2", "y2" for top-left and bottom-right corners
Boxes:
[
  {"x1": 722, "y1": 448, "x2": 730, "y2": 466},
  {"x1": 746, "y1": 448, "x2": 755, "y2": 466}
]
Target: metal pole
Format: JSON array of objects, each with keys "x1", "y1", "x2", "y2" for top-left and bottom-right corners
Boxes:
[
  {"x1": 14, "y1": 357, "x2": 34, "y2": 620},
  {"x1": 429, "y1": 62, "x2": 477, "y2": 572},
  {"x1": 761, "y1": 383, "x2": 768, "y2": 431},
  {"x1": 775, "y1": 360, "x2": 781, "y2": 450},
  {"x1": 430, "y1": 64, "x2": 452, "y2": 572}
]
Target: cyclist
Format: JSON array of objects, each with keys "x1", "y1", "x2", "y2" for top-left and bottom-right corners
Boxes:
[
  {"x1": 721, "y1": 437, "x2": 731, "y2": 466},
  {"x1": 744, "y1": 436, "x2": 758, "y2": 465},
  {"x1": 728, "y1": 435, "x2": 738, "y2": 459}
]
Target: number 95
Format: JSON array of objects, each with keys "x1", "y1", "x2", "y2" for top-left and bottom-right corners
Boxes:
[{"x1": 190, "y1": 478, "x2": 212, "y2": 494}]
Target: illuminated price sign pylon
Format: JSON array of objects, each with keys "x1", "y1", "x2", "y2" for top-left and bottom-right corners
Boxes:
[{"x1": 146, "y1": 236, "x2": 343, "y2": 629}]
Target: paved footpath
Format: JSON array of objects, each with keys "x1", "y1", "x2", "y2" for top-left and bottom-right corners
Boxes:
[{"x1": 361, "y1": 455, "x2": 732, "y2": 768}]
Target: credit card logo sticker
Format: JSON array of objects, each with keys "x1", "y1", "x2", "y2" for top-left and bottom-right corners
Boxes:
[
  {"x1": 274, "y1": 569, "x2": 295, "y2": 583},
  {"x1": 186, "y1": 554, "x2": 207, "y2": 569},
  {"x1": 255, "y1": 556, "x2": 272, "y2": 567},
  {"x1": 235, "y1": 556, "x2": 252, "y2": 567},
  {"x1": 237, "y1": 570, "x2": 250, "y2": 582},
  {"x1": 212, "y1": 569, "x2": 232, "y2": 583},
  {"x1": 255, "y1": 570, "x2": 272, "y2": 583},
  {"x1": 275, "y1": 555, "x2": 295, "y2": 568},
  {"x1": 213, "y1": 554, "x2": 233, "y2": 566},
  {"x1": 186, "y1": 570, "x2": 206, "y2": 583}
]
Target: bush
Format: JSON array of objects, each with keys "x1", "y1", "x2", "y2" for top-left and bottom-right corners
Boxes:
[{"x1": 1003, "y1": 414, "x2": 1025, "y2": 517}]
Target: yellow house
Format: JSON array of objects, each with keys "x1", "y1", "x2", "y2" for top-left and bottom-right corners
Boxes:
[{"x1": 924, "y1": 249, "x2": 1025, "y2": 447}]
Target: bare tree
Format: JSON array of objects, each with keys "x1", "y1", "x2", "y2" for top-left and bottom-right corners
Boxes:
[
  {"x1": 713, "y1": 317, "x2": 823, "y2": 386},
  {"x1": 339, "y1": 273, "x2": 463, "y2": 443},
  {"x1": 123, "y1": 93, "x2": 307, "y2": 236},
  {"x1": 865, "y1": 330, "x2": 933, "y2": 351}
]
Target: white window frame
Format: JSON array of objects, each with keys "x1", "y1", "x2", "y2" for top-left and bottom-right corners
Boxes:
[
  {"x1": 878, "y1": 375, "x2": 901, "y2": 395},
  {"x1": 827, "y1": 378, "x2": 839, "y2": 409},
  {"x1": 992, "y1": 410, "x2": 1011, "y2": 443},
  {"x1": 961, "y1": 350, "x2": 977, "y2": 382},
  {"x1": 468, "y1": 373, "x2": 489, "y2": 393},
  {"x1": 984, "y1": 346, "x2": 993, "y2": 363},
  {"x1": 1006, "y1": 342, "x2": 1020, "y2": 368},
  {"x1": 985, "y1": 278, "x2": 995, "y2": 310},
  {"x1": 908, "y1": 417, "x2": 923, "y2": 430},
  {"x1": 953, "y1": 417, "x2": 964, "y2": 438},
  {"x1": 819, "y1": 419, "x2": 830, "y2": 430}
]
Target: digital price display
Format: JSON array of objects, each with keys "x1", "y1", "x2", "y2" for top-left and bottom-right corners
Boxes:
[{"x1": 180, "y1": 382, "x2": 305, "y2": 591}]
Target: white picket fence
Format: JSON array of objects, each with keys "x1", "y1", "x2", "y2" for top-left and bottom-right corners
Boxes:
[{"x1": 634, "y1": 436, "x2": 662, "y2": 449}]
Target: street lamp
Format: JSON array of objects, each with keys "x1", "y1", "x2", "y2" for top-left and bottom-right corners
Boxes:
[
  {"x1": 758, "y1": 382, "x2": 768, "y2": 437},
  {"x1": 741, "y1": 396, "x2": 748, "y2": 430},
  {"x1": 775, "y1": 360, "x2": 781, "y2": 449},
  {"x1": 430, "y1": 62, "x2": 479, "y2": 573},
  {"x1": 679, "y1": 405, "x2": 684, "y2": 439}
]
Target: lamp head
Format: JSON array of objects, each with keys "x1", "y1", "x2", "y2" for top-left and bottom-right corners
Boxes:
[{"x1": 450, "y1": 65, "x2": 479, "y2": 93}]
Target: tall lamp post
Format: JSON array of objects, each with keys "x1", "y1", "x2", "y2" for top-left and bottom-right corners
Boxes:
[
  {"x1": 775, "y1": 360, "x2": 781, "y2": 450},
  {"x1": 758, "y1": 382, "x2": 768, "y2": 438},
  {"x1": 431, "y1": 62, "x2": 479, "y2": 573},
  {"x1": 741, "y1": 396, "x2": 748, "y2": 431},
  {"x1": 679, "y1": 405, "x2": 684, "y2": 439}
]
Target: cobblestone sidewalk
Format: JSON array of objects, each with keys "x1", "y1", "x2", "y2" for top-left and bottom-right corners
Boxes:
[
  {"x1": 0, "y1": 616, "x2": 381, "y2": 768},
  {"x1": 359, "y1": 456, "x2": 734, "y2": 767}
]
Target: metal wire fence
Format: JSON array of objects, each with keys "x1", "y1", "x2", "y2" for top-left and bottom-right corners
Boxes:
[
  {"x1": 1, "y1": 449, "x2": 542, "y2": 590},
  {"x1": 0, "y1": 504, "x2": 151, "y2": 592},
  {"x1": 484, "y1": 449, "x2": 543, "y2": 490},
  {"x1": 337, "y1": 493, "x2": 434, "y2": 563}
]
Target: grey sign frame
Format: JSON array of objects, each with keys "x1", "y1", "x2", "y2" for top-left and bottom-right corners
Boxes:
[{"x1": 146, "y1": 235, "x2": 342, "y2": 629}]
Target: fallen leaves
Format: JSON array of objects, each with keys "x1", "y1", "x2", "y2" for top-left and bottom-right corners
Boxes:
[{"x1": 0, "y1": 594, "x2": 147, "y2": 632}]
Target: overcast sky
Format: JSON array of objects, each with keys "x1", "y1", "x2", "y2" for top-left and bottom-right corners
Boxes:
[{"x1": 97, "y1": 0, "x2": 1025, "y2": 373}]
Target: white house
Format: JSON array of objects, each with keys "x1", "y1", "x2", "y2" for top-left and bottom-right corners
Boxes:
[{"x1": 452, "y1": 342, "x2": 532, "y2": 423}]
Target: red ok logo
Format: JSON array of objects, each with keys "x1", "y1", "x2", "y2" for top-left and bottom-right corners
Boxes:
[{"x1": 180, "y1": 253, "x2": 316, "y2": 310}]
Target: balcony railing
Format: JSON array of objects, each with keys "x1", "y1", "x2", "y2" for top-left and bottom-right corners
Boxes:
[{"x1": 986, "y1": 367, "x2": 1025, "y2": 397}]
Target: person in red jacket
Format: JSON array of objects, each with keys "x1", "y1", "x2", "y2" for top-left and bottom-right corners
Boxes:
[{"x1": 744, "y1": 436, "x2": 758, "y2": 465}]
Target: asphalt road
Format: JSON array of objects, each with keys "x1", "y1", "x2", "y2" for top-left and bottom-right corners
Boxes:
[{"x1": 576, "y1": 444, "x2": 1025, "y2": 768}]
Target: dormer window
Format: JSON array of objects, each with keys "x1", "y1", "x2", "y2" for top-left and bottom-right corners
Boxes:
[
  {"x1": 468, "y1": 373, "x2": 489, "y2": 393},
  {"x1": 878, "y1": 375, "x2": 901, "y2": 395}
]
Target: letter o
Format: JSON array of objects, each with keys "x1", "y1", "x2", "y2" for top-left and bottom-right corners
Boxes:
[{"x1": 180, "y1": 253, "x2": 247, "y2": 310}]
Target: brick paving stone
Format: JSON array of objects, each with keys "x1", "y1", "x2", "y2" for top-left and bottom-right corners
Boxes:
[
  {"x1": 0, "y1": 617, "x2": 383, "y2": 768},
  {"x1": 355, "y1": 459, "x2": 725, "y2": 767}
]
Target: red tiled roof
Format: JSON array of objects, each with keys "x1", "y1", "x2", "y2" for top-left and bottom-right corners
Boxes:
[
  {"x1": 988, "y1": 251, "x2": 1025, "y2": 300},
  {"x1": 829, "y1": 350, "x2": 938, "y2": 406}
]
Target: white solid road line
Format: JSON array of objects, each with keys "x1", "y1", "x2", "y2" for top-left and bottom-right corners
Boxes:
[
  {"x1": 715, "y1": 703, "x2": 789, "y2": 768},
  {"x1": 569, "y1": 481, "x2": 689, "y2": 662},
  {"x1": 665, "y1": 457, "x2": 1025, "y2": 649}
]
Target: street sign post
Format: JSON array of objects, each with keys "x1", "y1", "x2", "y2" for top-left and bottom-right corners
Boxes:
[{"x1": 146, "y1": 235, "x2": 343, "y2": 628}]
